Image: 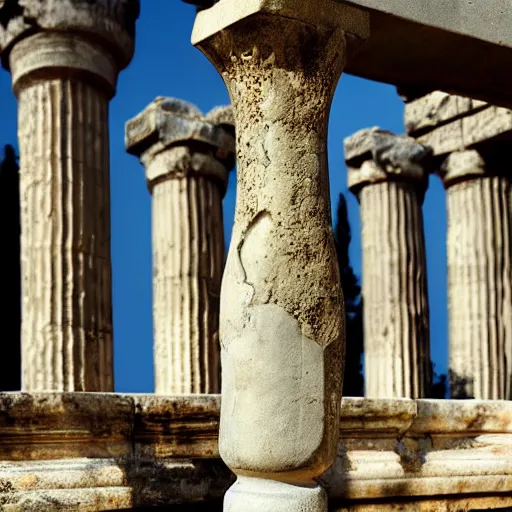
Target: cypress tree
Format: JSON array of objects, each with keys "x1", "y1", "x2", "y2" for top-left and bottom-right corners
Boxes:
[
  {"x1": 334, "y1": 192, "x2": 364, "y2": 396},
  {"x1": 0, "y1": 144, "x2": 21, "y2": 391}
]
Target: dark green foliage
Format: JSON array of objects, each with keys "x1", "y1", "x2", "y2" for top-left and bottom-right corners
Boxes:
[
  {"x1": 334, "y1": 193, "x2": 364, "y2": 397},
  {"x1": 0, "y1": 144, "x2": 21, "y2": 391}
]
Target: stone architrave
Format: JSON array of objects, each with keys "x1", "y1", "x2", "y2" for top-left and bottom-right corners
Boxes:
[
  {"x1": 441, "y1": 150, "x2": 512, "y2": 399},
  {"x1": 0, "y1": 0, "x2": 140, "y2": 391},
  {"x1": 192, "y1": 1, "x2": 369, "y2": 510},
  {"x1": 125, "y1": 97, "x2": 235, "y2": 395},
  {"x1": 404, "y1": 92, "x2": 512, "y2": 399},
  {"x1": 345, "y1": 128, "x2": 432, "y2": 399}
]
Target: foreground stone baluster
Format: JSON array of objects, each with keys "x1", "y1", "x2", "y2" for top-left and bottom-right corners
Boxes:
[
  {"x1": 0, "y1": 0, "x2": 140, "y2": 391},
  {"x1": 441, "y1": 149, "x2": 512, "y2": 399},
  {"x1": 125, "y1": 98, "x2": 235, "y2": 394},
  {"x1": 345, "y1": 128, "x2": 432, "y2": 398},
  {"x1": 192, "y1": 1, "x2": 369, "y2": 510}
]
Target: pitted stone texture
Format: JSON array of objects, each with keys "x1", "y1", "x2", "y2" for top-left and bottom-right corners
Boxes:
[
  {"x1": 345, "y1": 127, "x2": 432, "y2": 191},
  {"x1": 404, "y1": 91, "x2": 487, "y2": 135},
  {"x1": 442, "y1": 151, "x2": 512, "y2": 399},
  {"x1": 126, "y1": 97, "x2": 235, "y2": 173},
  {"x1": 126, "y1": 98, "x2": 235, "y2": 395},
  {"x1": 195, "y1": 7, "x2": 348, "y2": 492},
  {"x1": 0, "y1": 0, "x2": 140, "y2": 68},
  {"x1": 346, "y1": 131, "x2": 431, "y2": 399}
]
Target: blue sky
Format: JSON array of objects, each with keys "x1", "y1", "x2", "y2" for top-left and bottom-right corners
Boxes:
[{"x1": 0, "y1": 1, "x2": 447, "y2": 392}]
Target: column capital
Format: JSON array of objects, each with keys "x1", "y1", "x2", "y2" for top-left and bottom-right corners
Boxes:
[
  {"x1": 440, "y1": 149, "x2": 489, "y2": 187},
  {"x1": 191, "y1": 0, "x2": 369, "y2": 46},
  {"x1": 345, "y1": 127, "x2": 432, "y2": 194},
  {"x1": 125, "y1": 97, "x2": 235, "y2": 188},
  {"x1": 0, "y1": 0, "x2": 139, "y2": 95}
]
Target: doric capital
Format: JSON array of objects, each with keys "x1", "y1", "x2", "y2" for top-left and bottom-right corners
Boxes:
[
  {"x1": 440, "y1": 149, "x2": 488, "y2": 187},
  {"x1": 345, "y1": 127, "x2": 432, "y2": 193},
  {"x1": 125, "y1": 97, "x2": 235, "y2": 185},
  {"x1": 0, "y1": 0, "x2": 140, "y2": 70},
  {"x1": 191, "y1": 0, "x2": 369, "y2": 46}
]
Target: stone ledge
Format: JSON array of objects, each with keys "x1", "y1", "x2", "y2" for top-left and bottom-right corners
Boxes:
[{"x1": 1, "y1": 394, "x2": 512, "y2": 510}]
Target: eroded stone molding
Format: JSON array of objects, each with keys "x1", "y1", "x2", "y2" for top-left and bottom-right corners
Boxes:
[
  {"x1": 441, "y1": 150, "x2": 512, "y2": 399},
  {"x1": 126, "y1": 97, "x2": 235, "y2": 395},
  {"x1": 192, "y1": 0, "x2": 369, "y2": 510},
  {"x1": 345, "y1": 128, "x2": 432, "y2": 399},
  {"x1": 0, "y1": 0, "x2": 140, "y2": 391}
]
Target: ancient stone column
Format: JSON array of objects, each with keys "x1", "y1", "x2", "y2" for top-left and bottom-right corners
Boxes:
[
  {"x1": 345, "y1": 128, "x2": 432, "y2": 399},
  {"x1": 441, "y1": 149, "x2": 512, "y2": 399},
  {"x1": 403, "y1": 92, "x2": 512, "y2": 399},
  {"x1": 192, "y1": 1, "x2": 369, "y2": 510},
  {"x1": 125, "y1": 97, "x2": 235, "y2": 394},
  {"x1": 0, "y1": 0, "x2": 140, "y2": 391}
]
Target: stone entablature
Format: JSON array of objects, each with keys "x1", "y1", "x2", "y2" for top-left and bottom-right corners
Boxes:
[
  {"x1": 1, "y1": 394, "x2": 512, "y2": 510},
  {"x1": 404, "y1": 92, "x2": 512, "y2": 160}
]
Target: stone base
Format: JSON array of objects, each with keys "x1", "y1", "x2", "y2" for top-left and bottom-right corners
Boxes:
[
  {"x1": 1, "y1": 394, "x2": 512, "y2": 510},
  {"x1": 225, "y1": 477, "x2": 327, "y2": 512}
]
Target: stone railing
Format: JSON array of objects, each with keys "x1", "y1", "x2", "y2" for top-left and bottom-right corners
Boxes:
[{"x1": 1, "y1": 0, "x2": 512, "y2": 511}]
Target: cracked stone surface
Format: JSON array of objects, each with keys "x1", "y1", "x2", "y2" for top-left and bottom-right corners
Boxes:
[{"x1": 126, "y1": 98, "x2": 235, "y2": 395}]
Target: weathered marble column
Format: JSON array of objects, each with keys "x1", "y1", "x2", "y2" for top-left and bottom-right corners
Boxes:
[
  {"x1": 0, "y1": 0, "x2": 140, "y2": 391},
  {"x1": 125, "y1": 97, "x2": 235, "y2": 394},
  {"x1": 192, "y1": 1, "x2": 369, "y2": 510},
  {"x1": 403, "y1": 92, "x2": 512, "y2": 399},
  {"x1": 441, "y1": 149, "x2": 512, "y2": 399},
  {"x1": 345, "y1": 128, "x2": 432, "y2": 398}
]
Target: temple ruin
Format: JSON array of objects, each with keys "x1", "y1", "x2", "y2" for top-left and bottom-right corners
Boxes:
[{"x1": 1, "y1": 0, "x2": 512, "y2": 510}]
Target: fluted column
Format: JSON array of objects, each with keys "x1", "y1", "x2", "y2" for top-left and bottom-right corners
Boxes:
[
  {"x1": 345, "y1": 128, "x2": 432, "y2": 398},
  {"x1": 0, "y1": 0, "x2": 140, "y2": 391},
  {"x1": 442, "y1": 149, "x2": 512, "y2": 399},
  {"x1": 125, "y1": 98, "x2": 235, "y2": 394},
  {"x1": 192, "y1": 2, "x2": 369, "y2": 510}
]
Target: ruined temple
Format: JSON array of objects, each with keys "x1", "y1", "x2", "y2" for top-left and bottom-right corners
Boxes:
[{"x1": 1, "y1": 0, "x2": 512, "y2": 510}]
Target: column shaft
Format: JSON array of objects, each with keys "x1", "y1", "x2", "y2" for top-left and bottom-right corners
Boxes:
[
  {"x1": 360, "y1": 181, "x2": 430, "y2": 398},
  {"x1": 17, "y1": 77, "x2": 113, "y2": 391},
  {"x1": 447, "y1": 176, "x2": 512, "y2": 399},
  {"x1": 152, "y1": 171, "x2": 224, "y2": 394}
]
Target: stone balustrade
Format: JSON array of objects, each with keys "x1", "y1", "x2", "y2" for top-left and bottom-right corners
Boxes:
[
  {"x1": 1, "y1": 0, "x2": 512, "y2": 510},
  {"x1": 0, "y1": 0, "x2": 140, "y2": 392}
]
